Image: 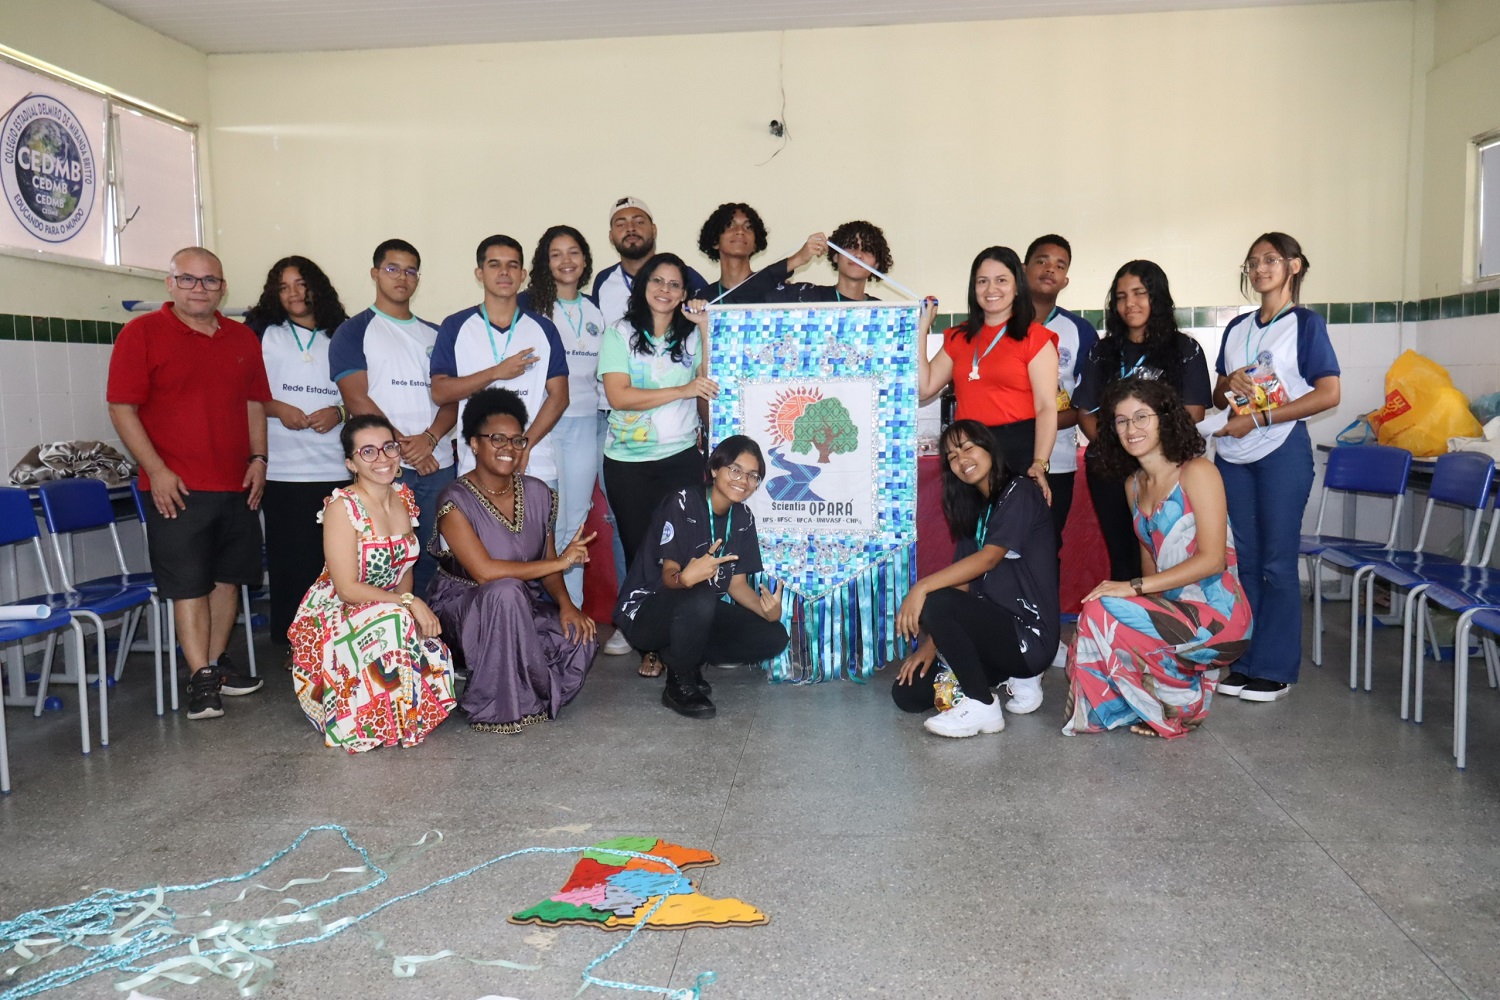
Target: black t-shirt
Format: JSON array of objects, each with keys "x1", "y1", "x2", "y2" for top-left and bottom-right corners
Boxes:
[
  {"x1": 614, "y1": 488, "x2": 765, "y2": 623},
  {"x1": 775, "y1": 283, "x2": 879, "y2": 303},
  {"x1": 1071, "y1": 333, "x2": 1211, "y2": 413},
  {"x1": 951, "y1": 476, "x2": 1059, "y2": 670},
  {"x1": 701, "y1": 259, "x2": 793, "y2": 305}
]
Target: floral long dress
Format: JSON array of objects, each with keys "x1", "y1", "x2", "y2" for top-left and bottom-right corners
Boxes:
[
  {"x1": 288, "y1": 485, "x2": 456, "y2": 752},
  {"x1": 1063, "y1": 476, "x2": 1253, "y2": 739}
]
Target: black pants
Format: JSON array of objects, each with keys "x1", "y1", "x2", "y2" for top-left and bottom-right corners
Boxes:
[
  {"x1": 603, "y1": 445, "x2": 704, "y2": 567},
  {"x1": 891, "y1": 588, "x2": 1037, "y2": 712},
  {"x1": 1085, "y1": 465, "x2": 1141, "y2": 581},
  {"x1": 262, "y1": 479, "x2": 344, "y2": 645},
  {"x1": 1046, "y1": 470, "x2": 1075, "y2": 555},
  {"x1": 984, "y1": 419, "x2": 1036, "y2": 479},
  {"x1": 621, "y1": 587, "x2": 789, "y2": 672}
]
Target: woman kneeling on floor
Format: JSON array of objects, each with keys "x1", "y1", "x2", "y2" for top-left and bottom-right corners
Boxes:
[
  {"x1": 614, "y1": 435, "x2": 790, "y2": 719},
  {"x1": 427, "y1": 388, "x2": 598, "y2": 734},
  {"x1": 289, "y1": 415, "x2": 456, "y2": 752},
  {"x1": 893, "y1": 420, "x2": 1058, "y2": 738},
  {"x1": 1063, "y1": 377, "x2": 1252, "y2": 738}
]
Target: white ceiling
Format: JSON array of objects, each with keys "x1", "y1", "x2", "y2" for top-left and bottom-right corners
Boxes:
[{"x1": 95, "y1": 0, "x2": 1364, "y2": 55}]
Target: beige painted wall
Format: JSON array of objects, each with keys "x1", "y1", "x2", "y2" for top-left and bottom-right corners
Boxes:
[
  {"x1": 1417, "y1": 0, "x2": 1500, "y2": 296},
  {"x1": 205, "y1": 2, "x2": 1418, "y2": 319},
  {"x1": 0, "y1": 0, "x2": 210, "y2": 318}
]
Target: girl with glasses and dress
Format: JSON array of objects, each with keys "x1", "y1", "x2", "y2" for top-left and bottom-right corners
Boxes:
[{"x1": 287, "y1": 414, "x2": 457, "y2": 752}]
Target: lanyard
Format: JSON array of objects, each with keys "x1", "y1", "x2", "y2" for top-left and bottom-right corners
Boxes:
[
  {"x1": 968, "y1": 322, "x2": 1009, "y2": 381},
  {"x1": 1120, "y1": 353, "x2": 1147, "y2": 379},
  {"x1": 707, "y1": 490, "x2": 733, "y2": 550},
  {"x1": 1245, "y1": 301, "x2": 1296, "y2": 369},
  {"x1": 288, "y1": 323, "x2": 318, "y2": 363},
  {"x1": 975, "y1": 502, "x2": 992, "y2": 549},
  {"x1": 480, "y1": 303, "x2": 517, "y2": 366},
  {"x1": 1044, "y1": 305, "x2": 1059, "y2": 326},
  {"x1": 555, "y1": 296, "x2": 586, "y2": 340}
]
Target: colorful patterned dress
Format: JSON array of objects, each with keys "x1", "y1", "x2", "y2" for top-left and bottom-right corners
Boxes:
[
  {"x1": 1063, "y1": 474, "x2": 1252, "y2": 738},
  {"x1": 288, "y1": 485, "x2": 457, "y2": 752}
]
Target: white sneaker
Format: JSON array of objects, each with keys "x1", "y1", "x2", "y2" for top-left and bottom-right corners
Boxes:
[
  {"x1": 922, "y1": 695, "x2": 1005, "y2": 738},
  {"x1": 1002, "y1": 673, "x2": 1044, "y2": 714},
  {"x1": 601, "y1": 630, "x2": 633, "y2": 655}
]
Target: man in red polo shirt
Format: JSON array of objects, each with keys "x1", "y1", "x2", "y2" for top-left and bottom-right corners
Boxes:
[{"x1": 108, "y1": 246, "x2": 271, "y2": 720}]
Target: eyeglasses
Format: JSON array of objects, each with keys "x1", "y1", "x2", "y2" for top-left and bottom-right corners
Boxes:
[
  {"x1": 647, "y1": 275, "x2": 684, "y2": 292},
  {"x1": 354, "y1": 441, "x2": 402, "y2": 462},
  {"x1": 724, "y1": 463, "x2": 763, "y2": 486},
  {"x1": 1113, "y1": 412, "x2": 1159, "y2": 432},
  {"x1": 171, "y1": 273, "x2": 223, "y2": 290},
  {"x1": 379, "y1": 263, "x2": 421, "y2": 279},
  {"x1": 1241, "y1": 254, "x2": 1289, "y2": 274},
  {"x1": 481, "y1": 432, "x2": 529, "y2": 451}
]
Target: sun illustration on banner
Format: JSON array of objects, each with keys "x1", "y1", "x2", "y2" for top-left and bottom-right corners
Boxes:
[{"x1": 766, "y1": 387, "x2": 823, "y2": 446}]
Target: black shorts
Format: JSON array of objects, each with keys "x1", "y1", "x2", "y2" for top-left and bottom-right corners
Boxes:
[{"x1": 146, "y1": 490, "x2": 264, "y2": 600}]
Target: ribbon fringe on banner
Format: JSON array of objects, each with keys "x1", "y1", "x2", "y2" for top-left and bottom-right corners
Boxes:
[{"x1": 709, "y1": 302, "x2": 920, "y2": 683}]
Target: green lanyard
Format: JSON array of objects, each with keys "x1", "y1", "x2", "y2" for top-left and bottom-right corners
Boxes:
[
  {"x1": 968, "y1": 322, "x2": 1009, "y2": 381},
  {"x1": 288, "y1": 323, "x2": 318, "y2": 363},
  {"x1": 481, "y1": 303, "x2": 517, "y2": 365},
  {"x1": 555, "y1": 296, "x2": 586, "y2": 341},
  {"x1": 975, "y1": 502, "x2": 991, "y2": 549},
  {"x1": 707, "y1": 490, "x2": 733, "y2": 551},
  {"x1": 1245, "y1": 301, "x2": 1295, "y2": 369}
]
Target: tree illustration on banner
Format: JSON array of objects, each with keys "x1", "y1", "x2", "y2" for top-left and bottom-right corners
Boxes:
[{"x1": 790, "y1": 397, "x2": 858, "y2": 463}]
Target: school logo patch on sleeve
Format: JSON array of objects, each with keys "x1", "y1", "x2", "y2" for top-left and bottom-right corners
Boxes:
[{"x1": 660, "y1": 521, "x2": 675, "y2": 545}]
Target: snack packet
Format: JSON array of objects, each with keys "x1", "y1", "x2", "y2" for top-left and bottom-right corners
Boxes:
[{"x1": 1228, "y1": 364, "x2": 1291, "y2": 416}]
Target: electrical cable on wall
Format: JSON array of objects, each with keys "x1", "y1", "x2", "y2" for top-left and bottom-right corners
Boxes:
[{"x1": 757, "y1": 32, "x2": 789, "y2": 166}]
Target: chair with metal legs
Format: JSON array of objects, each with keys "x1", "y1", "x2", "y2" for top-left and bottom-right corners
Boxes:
[{"x1": 0, "y1": 606, "x2": 88, "y2": 789}]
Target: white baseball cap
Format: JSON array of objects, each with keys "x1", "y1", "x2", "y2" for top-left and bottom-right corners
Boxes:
[{"x1": 609, "y1": 196, "x2": 653, "y2": 224}]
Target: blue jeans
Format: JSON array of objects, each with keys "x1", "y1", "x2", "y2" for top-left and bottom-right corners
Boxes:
[
  {"x1": 553, "y1": 414, "x2": 601, "y2": 607},
  {"x1": 404, "y1": 463, "x2": 456, "y2": 599},
  {"x1": 1216, "y1": 422, "x2": 1314, "y2": 684}
]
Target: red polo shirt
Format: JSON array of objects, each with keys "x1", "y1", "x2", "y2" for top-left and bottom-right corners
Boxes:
[
  {"x1": 944, "y1": 321, "x2": 1058, "y2": 426},
  {"x1": 107, "y1": 304, "x2": 272, "y2": 492}
]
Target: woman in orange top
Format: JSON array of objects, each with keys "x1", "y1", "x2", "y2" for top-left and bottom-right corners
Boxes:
[{"x1": 918, "y1": 246, "x2": 1059, "y2": 501}]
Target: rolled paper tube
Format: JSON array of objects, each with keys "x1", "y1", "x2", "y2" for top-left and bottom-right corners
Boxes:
[
  {"x1": 826, "y1": 240, "x2": 922, "y2": 301},
  {"x1": 0, "y1": 604, "x2": 52, "y2": 620}
]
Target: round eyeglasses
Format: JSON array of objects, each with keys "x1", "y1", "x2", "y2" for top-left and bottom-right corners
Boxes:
[{"x1": 354, "y1": 441, "x2": 402, "y2": 462}]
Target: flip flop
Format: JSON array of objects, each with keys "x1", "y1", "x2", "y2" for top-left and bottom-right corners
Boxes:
[{"x1": 638, "y1": 652, "x2": 665, "y2": 678}]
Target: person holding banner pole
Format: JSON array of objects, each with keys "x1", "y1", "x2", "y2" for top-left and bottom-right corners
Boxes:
[
  {"x1": 782, "y1": 220, "x2": 892, "y2": 303},
  {"x1": 916, "y1": 246, "x2": 1059, "y2": 504},
  {"x1": 893, "y1": 421, "x2": 1058, "y2": 736},
  {"x1": 696, "y1": 202, "x2": 827, "y2": 304},
  {"x1": 598, "y1": 253, "x2": 716, "y2": 675},
  {"x1": 614, "y1": 436, "x2": 790, "y2": 719}
]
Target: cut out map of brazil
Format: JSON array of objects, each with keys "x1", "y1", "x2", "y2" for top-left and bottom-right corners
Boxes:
[{"x1": 509, "y1": 836, "x2": 768, "y2": 930}]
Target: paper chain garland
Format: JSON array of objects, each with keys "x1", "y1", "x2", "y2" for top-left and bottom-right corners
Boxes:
[
  {"x1": 0, "y1": 825, "x2": 717, "y2": 999},
  {"x1": 709, "y1": 302, "x2": 919, "y2": 683}
]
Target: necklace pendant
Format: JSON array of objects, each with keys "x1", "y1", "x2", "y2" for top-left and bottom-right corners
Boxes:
[
  {"x1": 967, "y1": 365, "x2": 980, "y2": 382},
  {"x1": 301, "y1": 351, "x2": 313, "y2": 363}
]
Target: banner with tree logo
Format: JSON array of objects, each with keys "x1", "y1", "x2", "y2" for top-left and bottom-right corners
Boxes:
[{"x1": 708, "y1": 301, "x2": 919, "y2": 682}]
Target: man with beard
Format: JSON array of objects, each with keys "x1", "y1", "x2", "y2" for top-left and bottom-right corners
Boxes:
[{"x1": 591, "y1": 197, "x2": 706, "y2": 326}]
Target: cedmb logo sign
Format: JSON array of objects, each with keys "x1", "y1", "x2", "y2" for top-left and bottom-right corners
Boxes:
[{"x1": 2, "y1": 94, "x2": 97, "y2": 243}]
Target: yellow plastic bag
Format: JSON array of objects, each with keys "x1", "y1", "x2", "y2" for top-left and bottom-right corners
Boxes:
[{"x1": 1371, "y1": 350, "x2": 1483, "y2": 457}]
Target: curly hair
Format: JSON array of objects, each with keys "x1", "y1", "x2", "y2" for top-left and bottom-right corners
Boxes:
[
  {"x1": 244, "y1": 256, "x2": 348, "y2": 335},
  {"x1": 697, "y1": 202, "x2": 768, "y2": 262},
  {"x1": 461, "y1": 387, "x2": 529, "y2": 442},
  {"x1": 1088, "y1": 377, "x2": 1205, "y2": 482},
  {"x1": 623, "y1": 253, "x2": 697, "y2": 363},
  {"x1": 960, "y1": 246, "x2": 1035, "y2": 342},
  {"x1": 828, "y1": 220, "x2": 892, "y2": 277},
  {"x1": 526, "y1": 225, "x2": 594, "y2": 318},
  {"x1": 1096, "y1": 260, "x2": 1184, "y2": 390},
  {"x1": 1239, "y1": 231, "x2": 1311, "y2": 303},
  {"x1": 937, "y1": 420, "x2": 1013, "y2": 540}
]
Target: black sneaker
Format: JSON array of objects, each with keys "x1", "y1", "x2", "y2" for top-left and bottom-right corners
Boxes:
[
  {"x1": 1239, "y1": 678, "x2": 1290, "y2": 703},
  {"x1": 212, "y1": 654, "x2": 264, "y2": 696},
  {"x1": 1218, "y1": 671, "x2": 1251, "y2": 697},
  {"x1": 185, "y1": 668, "x2": 224, "y2": 720}
]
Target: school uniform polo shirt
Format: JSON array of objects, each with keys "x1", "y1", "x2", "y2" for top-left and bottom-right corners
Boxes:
[
  {"x1": 430, "y1": 305, "x2": 568, "y2": 479},
  {"x1": 328, "y1": 307, "x2": 455, "y2": 471},
  {"x1": 107, "y1": 304, "x2": 272, "y2": 493},
  {"x1": 1044, "y1": 307, "x2": 1100, "y2": 474},
  {"x1": 1214, "y1": 306, "x2": 1340, "y2": 465}
]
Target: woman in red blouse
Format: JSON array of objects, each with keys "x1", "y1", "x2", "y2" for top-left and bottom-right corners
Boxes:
[{"x1": 918, "y1": 246, "x2": 1059, "y2": 501}]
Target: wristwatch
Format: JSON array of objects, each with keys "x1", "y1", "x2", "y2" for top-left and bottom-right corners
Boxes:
[
  {"x1": 1130, "y1": 577, "x2": 1145, "y2": 595},
  {"x1": 398, "y1": 592, "x2": 415, "y2": 608},
  {"x1": 1032, "y1": 458, "x2": 1050, "y2": 473}
]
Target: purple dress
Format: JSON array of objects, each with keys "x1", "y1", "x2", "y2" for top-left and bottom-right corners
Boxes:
[{"x1": 428, "y1": 475, "x2": 596, "y2": 733}]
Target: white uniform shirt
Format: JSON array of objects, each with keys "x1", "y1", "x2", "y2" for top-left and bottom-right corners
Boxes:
[
  {"x1": 1214, "y1": 306, "x2": 1340, "y2": 465},
  {"x1": 1044, "y1": 307, "x2": 1100, "y2": 474},
  {"x1": 328, "y1": 307, "x2": 455, "y2": 470},
  {"x1": 261, "y1": 322, "x2": 346, "y2": 481}
]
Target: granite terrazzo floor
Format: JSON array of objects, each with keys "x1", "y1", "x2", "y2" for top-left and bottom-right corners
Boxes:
[{"x1": 2, "y1": 601, "x2": 1498, "y2": 1000}]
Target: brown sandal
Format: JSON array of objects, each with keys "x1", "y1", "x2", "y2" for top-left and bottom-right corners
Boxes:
[{"x1": 638, "y1": 652, "x2": 665, "y2": 678}]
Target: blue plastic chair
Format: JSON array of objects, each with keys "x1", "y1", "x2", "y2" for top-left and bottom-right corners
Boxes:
[
  {"x1": 1320, "y1": 452, "x2": 1495, "y2": 699},
  {"x1": 1405, "y1": 554, "x2": 1500, "y2": 767},
  {"x1": 1304, "y1": 445, "x2": 1413, "y2": 668},
  {"x1": 0, "y1": 605, "x2": 87, "y2": 790},
  {"x1": 38, "y1": 479, "x2": 167, "y2": 717},
  {"x1": 0, "y1": 487, "x2": 138, "y2": 754},
  {"x1": 128, "y1": 479, "x2": 260, "y2": 697},
  {"x1": 1449, "y1": 604, "x2": 1500, "y2": 771}
]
